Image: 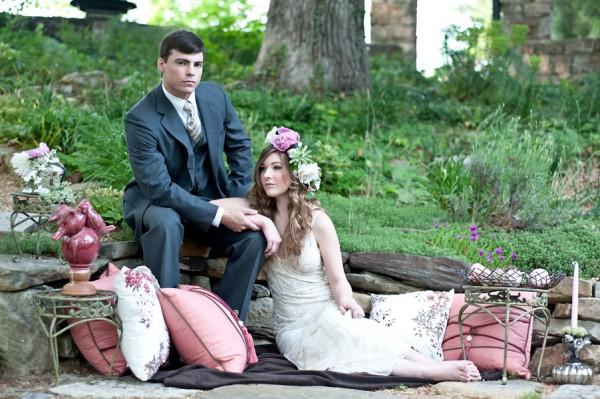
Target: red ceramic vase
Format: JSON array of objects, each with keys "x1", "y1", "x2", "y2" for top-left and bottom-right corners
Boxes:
[{"x1": 61, "y1": 227, "x2": 100, "y2": 268}]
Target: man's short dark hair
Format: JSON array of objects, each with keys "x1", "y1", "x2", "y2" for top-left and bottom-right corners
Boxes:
[{"x1": 159, "y1": 30, "x2": 204, "y2": 60}]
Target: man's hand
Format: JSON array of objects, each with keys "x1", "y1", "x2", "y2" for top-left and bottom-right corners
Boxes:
[{"x1": 220, "y1": 206, "x2": 259, "y2": 232}]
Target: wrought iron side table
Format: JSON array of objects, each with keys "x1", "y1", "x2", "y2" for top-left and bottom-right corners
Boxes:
[
  {"x1": 458, "y1": 286, "x2": 551, "y2": 384},
  {"x1": 33, "y1": 289, "x2": 122, "y2": 382},
  {"x1": 10, "y1": 192, "x2": 55, "y2": 260}
]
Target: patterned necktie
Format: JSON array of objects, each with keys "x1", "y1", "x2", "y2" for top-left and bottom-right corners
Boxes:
[{"x1": 183, "y1": 100, "x2": 201, "y2": 143}]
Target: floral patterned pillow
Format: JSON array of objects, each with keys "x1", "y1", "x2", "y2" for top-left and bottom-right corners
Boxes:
[
  {"x1": 370, "y1": 290, "x2": 454, "y2": 360},
  {"x1": 114, "y1": 266, "x2": 170, "y2": 381}
]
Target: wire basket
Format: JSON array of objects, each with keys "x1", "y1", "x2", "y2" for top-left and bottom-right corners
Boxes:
[{"x1": 461, "y1": 266, "x2": 565, "y2": 289}]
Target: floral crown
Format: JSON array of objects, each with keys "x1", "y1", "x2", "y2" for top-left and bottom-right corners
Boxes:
[{"x1": 265, "y1": 127, "x2": 321, "y2": 192}]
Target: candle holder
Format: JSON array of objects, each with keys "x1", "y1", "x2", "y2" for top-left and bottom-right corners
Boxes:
[{"x1": 552, "y1": 333, "x2": 593, "y2": 385}]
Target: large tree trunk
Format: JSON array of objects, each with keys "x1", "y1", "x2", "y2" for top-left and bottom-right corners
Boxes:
[{"x1": 252, "y1": 0, "x2": 370, "y2": 93}]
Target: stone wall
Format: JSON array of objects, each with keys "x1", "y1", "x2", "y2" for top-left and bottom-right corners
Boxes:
[
  {"x1": 501, "y1": 0, "x2": 600, "y2": 81},
  {"x1": 370, "y1": 0, "x2": 417, "y2": 64}
]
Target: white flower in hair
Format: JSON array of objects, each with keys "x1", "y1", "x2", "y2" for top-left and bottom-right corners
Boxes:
[{"x1": 295, "y1": 162, "x2": 321, "y2": 192}]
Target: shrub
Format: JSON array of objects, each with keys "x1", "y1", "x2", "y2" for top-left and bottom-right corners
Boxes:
[{"x1": 459, "y1": 112, "x2": 570, "y2": 229}]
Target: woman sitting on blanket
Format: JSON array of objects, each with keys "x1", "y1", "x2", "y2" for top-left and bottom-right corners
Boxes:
[{"x1": 211, "y1": 127, "x2": 481, "y2": 382}]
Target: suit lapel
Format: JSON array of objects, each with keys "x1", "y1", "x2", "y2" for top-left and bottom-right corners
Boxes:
[{"x1": 154, "y1": 85, "x2": 194, "y2": 157}]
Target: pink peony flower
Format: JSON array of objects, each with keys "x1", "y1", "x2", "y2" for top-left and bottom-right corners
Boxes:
[
  {"x1": 27, "y1": 142, "x2": 50, "y2": 158},
  {"x1": 270, "y1": 127, "x2": 300, "y2": 152}
]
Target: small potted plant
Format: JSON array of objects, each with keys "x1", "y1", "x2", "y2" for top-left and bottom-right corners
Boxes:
[{"x1": 552, "y1": 326, "x2": 593, "y2": 384}]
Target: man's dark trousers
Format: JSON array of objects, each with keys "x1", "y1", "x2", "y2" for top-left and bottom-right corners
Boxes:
[{"x1": 141, "y1": 204, "x2": 265, "y2": 322}]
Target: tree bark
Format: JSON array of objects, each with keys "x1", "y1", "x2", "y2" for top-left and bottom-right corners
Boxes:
[{"x1": 252, "y1": 0, "x2": 370, "y2": 93}]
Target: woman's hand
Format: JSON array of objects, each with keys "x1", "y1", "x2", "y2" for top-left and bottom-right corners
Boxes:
[
  {"x1": 262, "y1": 218, "x2": 282, "y2": 257},
  {"x1": 338, "y1": 297, "x2": 365, "y2": 319}
]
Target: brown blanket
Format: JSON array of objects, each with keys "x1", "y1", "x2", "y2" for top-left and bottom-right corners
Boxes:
[{"x1": 151, "y1": 344, "x2": 430, "y2": 390}]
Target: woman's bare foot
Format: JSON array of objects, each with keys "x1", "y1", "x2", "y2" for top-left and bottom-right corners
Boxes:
[
  {"x1": 440, "y1": 360, "x2": 481, "y2": 382},
  {"x1": 434, "y1": 360, "x2": 481, "y2": 382},
  {"x1": 392, "y1": 356, "x2": 481, "y2": 382}
]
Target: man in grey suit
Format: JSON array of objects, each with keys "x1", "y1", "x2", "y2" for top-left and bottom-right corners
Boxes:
[{"x1": 123, "y1": 30, "x2": 264, "y2": 321}]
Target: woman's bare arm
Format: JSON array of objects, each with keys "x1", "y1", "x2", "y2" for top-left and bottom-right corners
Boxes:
[{"x1": 312, "y1": 212, "x2": 364, "y2": 318}]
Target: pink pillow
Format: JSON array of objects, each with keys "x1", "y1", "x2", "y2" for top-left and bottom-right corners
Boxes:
[
  {"x1": 158, "y1": 285, "x2": 258, "y2": 372},
  {"x1": 69, "y1": 263, "x2": 127, "y2": 376},
  {"x1": 442, "y1": 293, "x2": 534, "y2": 378}
]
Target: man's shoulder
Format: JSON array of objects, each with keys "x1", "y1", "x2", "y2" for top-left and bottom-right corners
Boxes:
[
  {"x1": 126, "y1": 85, "x2": 161, "y2": 119},
  {"x1": 197, "y1": 81, "x2": 226, "y2": 98}
]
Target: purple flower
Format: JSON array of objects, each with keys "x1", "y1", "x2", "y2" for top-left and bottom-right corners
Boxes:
[
  {"x1": 478, "y1": 249, "x2": 485, "y2": 257},
  {"x1": 499, "y1": 255, "x2": 505, "y2": 261},
  {"x1": 470, "y1": 225, "x2": 477, "y2": 232},
  {"x1": 27, "y1": 142, "x2": 50, "y2": 158},
  {"x1": 486, "y1": 253, "x2": 493, "y2": 263},
  {"x1": 444, "y1": 223, "x2": 450, "y2": 228},
  {"x1": 470, "y1": 233, "x2": 478, "y2": 241},
  {"x1": 434, "y1": 223, "x2": 440, "y2": 229},
  {"x1": 511, "y1": 252, "x2": 519, "y2": 261},
  {"x1": 494, "y1": 247, "x2": 503, "y2": 255},
  {"x1": 269, "y1": 127, "x2": 300, "y2": 152}
]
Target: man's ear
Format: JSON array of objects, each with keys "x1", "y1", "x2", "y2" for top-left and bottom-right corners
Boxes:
[{"x1": 157, "y1": 57, "x2": 165, "y2": 73}]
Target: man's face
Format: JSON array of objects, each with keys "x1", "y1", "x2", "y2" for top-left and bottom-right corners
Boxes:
[{"x1": 157, "y1": 49, "x2": 204, "y2": 99}]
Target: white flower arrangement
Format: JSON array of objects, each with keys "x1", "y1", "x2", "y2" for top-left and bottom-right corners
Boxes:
[{"x1": 10, "y1": 143, "x2": 73, "y2": 203}]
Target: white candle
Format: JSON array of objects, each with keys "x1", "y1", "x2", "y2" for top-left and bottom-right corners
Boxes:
[{"x1": 571, "y1": 261, "x2": 579, "y2": 328}]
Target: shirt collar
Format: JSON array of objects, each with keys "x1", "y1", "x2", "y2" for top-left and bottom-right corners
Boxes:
[{"x1": 161, "y1": 84, "x2": 198, "y2": 115}]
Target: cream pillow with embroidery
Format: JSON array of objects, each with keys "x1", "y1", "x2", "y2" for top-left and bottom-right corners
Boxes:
[{"x1": 370, "y1": 289, "x2": 454, "y2": 360}]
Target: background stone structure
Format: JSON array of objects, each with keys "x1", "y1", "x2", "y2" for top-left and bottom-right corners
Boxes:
[
  {"x1": 502, "y1": 0, "x2": 600, "y2": 81},
  {"x1": 369, "y1": 0, "x2": 600, "y2": 81},
  {"x1": 370, "y1": 0, "x2": 417, "y2": 64}
]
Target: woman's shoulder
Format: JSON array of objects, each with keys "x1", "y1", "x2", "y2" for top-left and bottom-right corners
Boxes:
[{"x1": 310, "y1": 208, "x2": 334, "y2": 234}]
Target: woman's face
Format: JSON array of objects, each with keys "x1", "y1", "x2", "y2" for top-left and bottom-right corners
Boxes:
[{"x1": 259, "y1": 152, "x2": 292, "y2": 198}]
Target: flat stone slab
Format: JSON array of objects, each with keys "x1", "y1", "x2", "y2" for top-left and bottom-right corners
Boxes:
[
  {"x1": 0, "y1": 211, "x2": 37, "y2": 233},
  {"x1": 434, "y1": 379, "x2": 545, "y2": 399},
  {"x1": 49, "y1": 377, "x2": 200, "y2": 398},
  {"x1": 48, "y1": 379, "x2": 404, "y2": 399},
  {"x1": 0, "y1": 254, "x2": 108, "y2": 291},
  {"x1": 544, "y1": 384, "x2": 600, "y2": 399}
]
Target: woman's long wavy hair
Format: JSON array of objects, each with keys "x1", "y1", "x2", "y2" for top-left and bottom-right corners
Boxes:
[{"x1": 248, "y1": 145, "x2": 321, "y2": 260}]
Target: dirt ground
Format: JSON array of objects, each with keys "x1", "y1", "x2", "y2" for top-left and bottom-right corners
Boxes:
[{"x1": 0, "y1": 172, "x2": 21, "y2": 212}]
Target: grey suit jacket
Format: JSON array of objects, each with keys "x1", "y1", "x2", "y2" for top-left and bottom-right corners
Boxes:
[{"x1": 123, "y1": 82, "x2": 253, "y2": 240}]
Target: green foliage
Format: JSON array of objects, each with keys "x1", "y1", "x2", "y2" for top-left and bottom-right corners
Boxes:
[
  {"x1": 438, "y1": 21, "x2": 540, "y2": 118},
  {"x1": 78, "y1": 185, "x2": 125, "y2": 227},
  {"x1": 426, "y1": 223, "x2": 519, "y2": 270},
  {"x1": 0, "y1": 232, "x2": 60, "y2": 257},
  {"x1": 553, "y1": 0, "x2": 600, "y2": 39},
  {"x1": 459, "y1": 112, "x2": 572, "y2": 229},
  {"x1": 426, "y1": 157, "x2": 471, "y2": 212},
  {"x1": 0, "y1": 14, "x2": 597, "y2": 266},
  {"x1": 507, "y1": 219, "x2": 600, "y2": 278}
]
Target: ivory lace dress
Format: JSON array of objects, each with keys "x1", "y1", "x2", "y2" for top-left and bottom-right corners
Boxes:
[{"x1": 267, "y1": 229, "x2": 411, "y2": 375}]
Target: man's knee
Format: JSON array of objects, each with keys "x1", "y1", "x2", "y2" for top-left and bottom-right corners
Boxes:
[
  {"x1": 142, "y1": 206, "x2": 184, "y2": 239},
  {"x1": 238, "y1": 230, "x2": 266, "y2": 252}
]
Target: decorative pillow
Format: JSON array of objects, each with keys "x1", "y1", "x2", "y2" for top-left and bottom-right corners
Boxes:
[
  {"x1": 114, "y1": 266, "x2": 170, "y2": 381},
  {"x1": 158, "y1": 285, "x2": 258, "y2": 372},
  {"x1": 69, "y1": 263, "x2": 127, "y2": 376},
  {"x1": 370, "y1": 290, "x2": 454, "y2": 360},
  {"x1": 442, "y1": 293, "x2": 534, "y2": 378}
]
